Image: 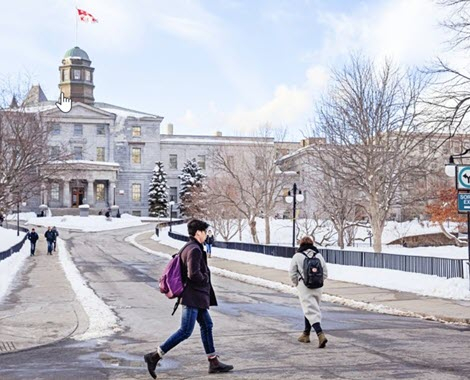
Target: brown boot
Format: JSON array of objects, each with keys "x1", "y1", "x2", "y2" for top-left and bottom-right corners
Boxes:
[
  {"x1": 297, "y1": 332, "x2": 310, "y2": 343},
  {"x1": 143, "y1": 351, "x2": 161, "y2": 379},
  {"x1": 317, "y1": 332, "x2": 328, "y2": 348},
  {"x1": 208, "y1": 356, "x2": 234, "y2": 374}
]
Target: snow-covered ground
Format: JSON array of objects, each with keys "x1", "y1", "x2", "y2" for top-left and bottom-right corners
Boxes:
[
  {"x1": 152, "y1": 227, "x2": 470, "y2": 301},
  {"x1": 26, "y1": 214, "x2": 146, "y2": 232}
]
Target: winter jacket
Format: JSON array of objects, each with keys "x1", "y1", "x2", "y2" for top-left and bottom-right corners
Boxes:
[
  {"x1": 180, "y1": 237, "x2": 217, "y2": 309},
  {"x1": 289, "y1": 244, "x2": 328, "y2": 324},
  {"x1": 51, "y1": 228, "x2": 59, "y2": 241},
  {"x1": 27, "y1": 232, "x2": 39, "y2": 243},
  {"x1": 205, "y1": 235, "x2": 214, "y2": 245},
  {"x1": 44, "y1": 230, "x2": 55, "y2": 242}
]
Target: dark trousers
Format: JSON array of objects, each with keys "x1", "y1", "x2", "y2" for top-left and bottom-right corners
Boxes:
[
  {"x1": 47, "y1": 241, "x2": 53, "y2": 254},
  {"x1": 304, "y1": 317, "x2": 322, "y2": 335},
  {"x1": 30, "y1": 242, "x2": 36, "y2": 255}
]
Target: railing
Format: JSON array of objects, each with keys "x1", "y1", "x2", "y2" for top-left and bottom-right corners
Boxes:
[
  {"x1": 0, "y1": 226, "x2": 29, "y2": 262},
  {"x1": 168, "y1": 231, "x2": 466, "y2": 279}
]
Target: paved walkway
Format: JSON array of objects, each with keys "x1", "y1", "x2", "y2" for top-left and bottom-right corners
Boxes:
[
  {"x1": 136, "y1": 231, "x2": 470, "y2": 325},
  {"x1": 1, "y1": 228, "x2": 468, "y2": 357}
]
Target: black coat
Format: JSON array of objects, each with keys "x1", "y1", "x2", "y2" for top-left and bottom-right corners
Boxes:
[
  {"x1": 180, "y1": 237, "x2": 217, "y2": 309},
  {"x1": 205, "y1": 235, "x2": 214, "y2": 245},
  {"x1": 44, "y1": 230, "x2": 55, "y2": 242},
  {"x1": 27, "y1": 232, "x2": 39, "y2": 243}
]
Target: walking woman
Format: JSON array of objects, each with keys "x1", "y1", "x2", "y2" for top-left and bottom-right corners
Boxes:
[{"x1": 289, "y1": 235, "x2": 328, "y2": 348}]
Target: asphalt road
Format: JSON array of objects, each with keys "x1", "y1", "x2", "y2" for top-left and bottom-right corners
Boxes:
[{"x1": 0, "y1": 226, "x2": 469, "y2": 379}]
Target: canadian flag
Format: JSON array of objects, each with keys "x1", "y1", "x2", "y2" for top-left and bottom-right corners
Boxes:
[{"x1": 77, "y1": 8, "x2": 98, "y2": 23}]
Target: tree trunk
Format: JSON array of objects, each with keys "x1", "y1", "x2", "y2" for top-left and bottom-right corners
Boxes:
[
  {"x1": 370, "y1": 200, "x2": 385, "y2": 253},
  {"x1": 264, "y1": 217, "x2": 271, "y2": 244},
  {"x1": 338, "y1": 227, "x2": 345, "y2": 250},
  {"x1": 249, "y1": 218, "x2": 259, "y2": 244}
]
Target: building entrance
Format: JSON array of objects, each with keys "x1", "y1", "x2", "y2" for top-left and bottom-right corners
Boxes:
[{"x1": 72, "y1": 187, "x2": 85, "y2": 207}]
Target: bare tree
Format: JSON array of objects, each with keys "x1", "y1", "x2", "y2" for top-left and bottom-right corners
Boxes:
[
  {"x1": 311, "y1": 55, "x2": 441, "y2": 252},
  {"x1": 0, "y1": 81, "x2": 71, "y2": 214}
]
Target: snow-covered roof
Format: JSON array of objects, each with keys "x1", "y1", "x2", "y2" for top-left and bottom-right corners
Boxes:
[
  {"x1": 48, "y1": 160, "x2": 120, "y2": 168},
  {"x1": 94, "y1": 102, "x2": 162, "y2": 120},
  {"x1": 161, "y1": 135, "x2": 274, "y2": 145}
]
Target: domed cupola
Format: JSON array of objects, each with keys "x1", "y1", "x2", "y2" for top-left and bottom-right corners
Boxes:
[{"x1": 58, "y1": 46, "x2": 95, "y2": 104}]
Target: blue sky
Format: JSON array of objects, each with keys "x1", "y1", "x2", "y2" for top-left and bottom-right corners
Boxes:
[{"x1": 0, "y1": 0, "x2": 453, "y2": 140}]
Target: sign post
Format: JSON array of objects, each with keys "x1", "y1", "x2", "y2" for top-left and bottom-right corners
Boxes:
[{"x1": 456, "y1": 166, "x2": 470, "y2": 284}]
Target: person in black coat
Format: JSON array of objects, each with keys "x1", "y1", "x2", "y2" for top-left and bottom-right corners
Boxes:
[
  {"x1": 144, "y1": 219, "x2": 233, "y2": 379},
  {"x1": 44, "y1": 226, "x2": 55, "y2": 255},
  {"x1": 51, "y1": 226, "x2": 59, "y2": 251},
  {"x1": 204, "y1": 229, "x2": 214, "y2": 258},
  {"x1": 27, "y1": 228, "x2": 39, "y2": 256}
]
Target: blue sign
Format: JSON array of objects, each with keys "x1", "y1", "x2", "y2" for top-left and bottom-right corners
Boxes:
[
  {"x1": 458, "y1": 166, "x2": 470, "y2": 189},
  {"x1": 458, "y1": 193, "x2": 470, "y2": 212}
]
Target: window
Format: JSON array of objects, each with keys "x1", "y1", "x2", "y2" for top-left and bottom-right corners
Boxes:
[
  {"x1": 73, "y1": 69, "x2": 81, "y2": 80},
  {"x1": 132, "y1": 147, "x2": 142, "y2": 164},
  {"x1": 96, "y1": 183, "x2": 105, "y2": 201},
  {"x1": 97, "y1": 124, "x2": 106, "y2": 135},
  {"x1": 132, "y1": 210, "x2": 142, "y2": 217},
  {"x1": 50, "y1": 146, "x2": 60, "y2": 159},
  {"x1": 197, "y1": 155, "x2": 206, "y2": 170},
  {"x1": 227, "y1": 155, "x2": 234, "y2": 169},
  {"x1": 255, "y1": 156, "x2": 264, "y2": 170},
  {"x1": 96, "y1": 147, "x2": 105, "y2": 162},
  {"x1": 132, "y1": 184, "x2": 141, "y2": 201},
  {"x1": 52, "y1": 124, "x2": 60, "y2": 135},
  {"x1": 169, "y1": 187, "x2": 178, "y2": 203},
  {"x1": 74, "y1": 124, "x2": 83, "y2": 136},
  {"x1": 51, "y1": 183, "x2": 60, "y2": 201},
  {"x1": 74, "y1": 146, "x2": 83, "y2": 160},
  {"x1": 169, "y1": 154, "x2": 177, "y2": 169},
  {"x1": 132, "y1": 126, "x2": 141, "y2": 137},
  {"x1": 64, "y1": 70, "x2": 70, "y2": 81},
  {"x1": 85, "y1": 70, "x2": 91, "y2": 82}
]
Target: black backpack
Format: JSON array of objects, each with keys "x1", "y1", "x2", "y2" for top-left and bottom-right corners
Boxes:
[{"x1": 299, "y1": 251, "x2": 324, "y2": 289}]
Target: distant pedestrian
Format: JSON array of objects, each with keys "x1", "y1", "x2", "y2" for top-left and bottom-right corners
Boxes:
[
  {"x1": 51, "y1": 226, "x2": 59, "y2": 251},
  {"x1": 27, "y1": 228, "x2": 39, "y2": 256},
  {"x1": 44, "y1": 226, "x2": 55, "y2": 255},
  {"x1": 205, "y1": 229, "x2": 214, "y2": 258},
  {"x1": 289, "y1": 235, "x2": 328, "y2": 348},
  {"x1": 0, "y1": 213, "x2": 4, "y2": 227},
  {"x1": 155, "y1": 225, "x2": 159, "y2": 237},
  {"x1": 144, "y1": 219, "x2": 233, "y2": 379}
]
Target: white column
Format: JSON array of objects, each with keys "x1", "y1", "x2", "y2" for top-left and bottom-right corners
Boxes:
[
  {"x1": 63, "y1": 181, "x2": 70, "y2": 207},
  {"x1": 108, "y1": 181, "x2": 116, "y2": 206},
  {"x1": 87, "y1": 181, "x2": 94, "y2": 206}
]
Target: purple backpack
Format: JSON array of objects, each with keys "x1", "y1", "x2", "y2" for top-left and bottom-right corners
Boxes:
[{"x1": 159, "y1": 243, "x2": 195, "y2": 299}]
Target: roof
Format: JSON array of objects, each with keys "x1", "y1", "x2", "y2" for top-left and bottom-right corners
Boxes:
[
  {"x1": 94, "y1": 102, "x2": 162, "y2": 120},
  {"x1": 64, "y1": 46, "x2": 90, "y2": 61},
  {"x1": 22, "y1": 85, "x2": 48, "y2": 106}
]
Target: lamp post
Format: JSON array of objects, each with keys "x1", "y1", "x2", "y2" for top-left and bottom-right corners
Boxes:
[
  {"x1": 446, "y1": 150, "x2": 470, "y2": 289},
  {"x1": 285, "y1": 183, "x2": 304, "y2": 247},
  {"x1": 113, "y1": 184, "x2": 116, "y2": 206},
  {"x1": 169, "y1": 200, "x2": 175, "y2": 232}
]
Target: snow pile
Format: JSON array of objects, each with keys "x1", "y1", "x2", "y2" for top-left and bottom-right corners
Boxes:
[
  {"x1": 57, "y1": 238, "x2": 120, "y2": 340},
  {"x1": 26, "y1": 214, "x2": 146, "y2": 232},
  {"x1": 0, "y1": 237, "x2": 29, "y2": 302}
]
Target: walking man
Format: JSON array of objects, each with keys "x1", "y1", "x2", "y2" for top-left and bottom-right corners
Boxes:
[
  {"x1": 27, "y1": 228, "x2": 39, "y2": 256},
  {"x1": 144, "y1": 219, "x2": 233, "y2": 379},
  {"x1": 51, "y1": 226, "x2": 59, "y2": 251},
  {"x1": 44, "y1": 226, "x2": 55, "y2": 255}
]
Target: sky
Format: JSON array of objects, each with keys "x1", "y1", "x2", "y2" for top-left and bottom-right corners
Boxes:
[{"x1": 0, "y1": 0, "x2": 457, "y2": 140}]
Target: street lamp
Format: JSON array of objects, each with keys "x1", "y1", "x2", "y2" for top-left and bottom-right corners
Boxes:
[
  {"x1": 446, "y1": 150, "x2": 470, "y2": 290},
  {"x1": 169, "y1": 200, "x2": 175, "y2": 232},
  {"x1": 113, "y1": 184, "x2": 116, "y2": 206},
  {"x1": 285, "y1": 183, "x2": 304, "y2": 247}
]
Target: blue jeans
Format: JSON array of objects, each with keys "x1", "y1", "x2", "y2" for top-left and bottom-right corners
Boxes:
[
  {"x1": 47, "y1": 241, "x2": 53, "y2": 253},
  {"x1": 160, "y1": 306, "x2": 215, "y2": 356},
  {"x1": 30, "y1": 242, "x2": 36, "y2": 255},
  {"x1": 205, "y1": 244, "x2": 212, "y2": 254}
]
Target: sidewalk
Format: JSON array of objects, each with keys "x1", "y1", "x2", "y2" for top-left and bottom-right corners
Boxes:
[
  {"x1": 135, "y1": 231, "x2": 470, "y2": 325},
  {"x1": 0, "y1": 237, "x2": 89, "y2": 354}
]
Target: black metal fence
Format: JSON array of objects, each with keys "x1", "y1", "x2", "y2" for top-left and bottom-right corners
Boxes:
[
  {"x1": 168, "y1": 231, "x2": 466, "y2": 279},
  {"x1": 0, "y1": 226, "x2": 29, "y2": 262}
]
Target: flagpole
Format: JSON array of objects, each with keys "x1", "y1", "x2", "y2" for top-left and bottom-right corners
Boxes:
[{"x1": 75, "y1": 7, "x2": 78, "y2": 45}]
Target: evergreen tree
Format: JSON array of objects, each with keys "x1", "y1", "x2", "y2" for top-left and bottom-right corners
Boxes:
[
  {"x1": 178, "y1": 158, "x2": 206, "y2": 217},
  {"x1": 148, "y1": 161, "x2": 169, "y2": 217}
]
